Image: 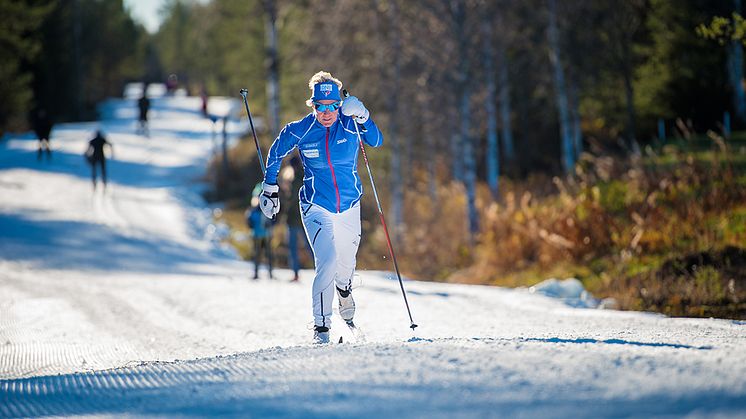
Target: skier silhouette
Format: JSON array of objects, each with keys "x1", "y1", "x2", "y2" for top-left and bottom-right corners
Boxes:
[
  {"x1": 31, "y1": 107, "x2": 53, "y2": 161},
  {"x1": 137, "y1": 85, "x2": 150, "y2": 136},
  {"x1": 85, "y1": 130, "x2": 113, "y2": 190},
  {"x1": 247, "y1": 184, "x2": 274, "y2": 280},
  {"x1": 281, "y1": 155, "x2": 312, "y2": 282}
]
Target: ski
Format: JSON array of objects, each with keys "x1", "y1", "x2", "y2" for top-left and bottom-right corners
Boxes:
[
  {"x1": 311, "y1": 322, "x2": 365, "y2": 345},
  {"x1": 345, "y1": 320, "x2": 366, "y2": 343}
]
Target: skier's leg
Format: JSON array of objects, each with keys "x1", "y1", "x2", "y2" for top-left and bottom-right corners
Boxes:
[
  {"x1": 302, "y1": 204, "x2": 336, "y2": 329},
  {"x1": 266, "y1": 237, "x2": 273, "y2": 278},
  {"x1": 332, "y1": 205, "x2": 361, "y2": 322},
  {"x1": 101, "y1": 159, "x2": 107, "y2": 187},
  {"x1": 91, "y1": 160, "x2": 98, "y2": 189},
  {"x1": 333, "y1": 204, "x2": 361, "y2": 291},
  {"x1": 288, "y1": 226, "x2": 299, "y2": 276},
  {"x1": 253, "y1": 239, "x2": 260, "y2": 279}
]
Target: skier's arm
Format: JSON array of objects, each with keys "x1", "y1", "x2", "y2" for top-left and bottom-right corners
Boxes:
[
  {"x1": 359, "y1": 118, "x2": 384, "y2": 148},
  {"x1": 343, "y1": 116, "x2": 383, "y2": 148},
  {"x1": 264, "y1": 125, "x2": 298, "y2": 185}
]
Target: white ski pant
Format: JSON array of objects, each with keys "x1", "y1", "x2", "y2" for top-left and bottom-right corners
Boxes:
[{"x1": 301, "y1": 203, "x2": 361, "y2": 328}]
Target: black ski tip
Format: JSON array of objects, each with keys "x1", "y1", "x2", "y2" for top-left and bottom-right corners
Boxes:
[
  {"x1": 338, "y1": 336, "x2": 344, "y2": 344},
  {"x1": 239, "y1": 88, "x2": 248, "y2": 95},
  {"x1": 410, "y1": 323, "x2": 418, "y2": 330}
]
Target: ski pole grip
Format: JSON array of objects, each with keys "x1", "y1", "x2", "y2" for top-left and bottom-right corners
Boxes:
[{"x1": 342, "y1": 89, "x2": 349, "y2": 98}]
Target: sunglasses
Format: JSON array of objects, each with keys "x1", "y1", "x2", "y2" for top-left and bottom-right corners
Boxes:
[{"x1": 313, "y1": 101, "x2": 341, "y2": 112}]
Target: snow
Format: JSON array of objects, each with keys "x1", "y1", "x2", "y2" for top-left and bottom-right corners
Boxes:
[
  {"x1": 1, "y1": 96, "x2": 746, "y2": 417},
  {"x1": 529, "y1": 277, "x2": 599, "y2": 308}
]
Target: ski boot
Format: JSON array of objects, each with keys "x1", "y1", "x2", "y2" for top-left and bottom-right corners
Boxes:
[
  {"x1": 337, "y1": 286, "x2": 355, "y2": 322},
  {"x1": 313, "y1": 325, "x2": 330, "y2": 344}
]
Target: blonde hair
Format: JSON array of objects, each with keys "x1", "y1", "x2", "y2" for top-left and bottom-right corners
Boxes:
[{"x1": 306, "y1": 71, "x2": 343, "y2": 107}]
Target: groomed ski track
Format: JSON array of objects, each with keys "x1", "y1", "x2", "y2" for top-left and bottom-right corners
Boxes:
[{"x1": 1, "y1": 96, "x2": 745, "y2": 418}]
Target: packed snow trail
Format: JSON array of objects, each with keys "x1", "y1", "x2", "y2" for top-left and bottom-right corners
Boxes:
[{"x1": 1, "y1": 96, "x2": 745, "y2": 417}]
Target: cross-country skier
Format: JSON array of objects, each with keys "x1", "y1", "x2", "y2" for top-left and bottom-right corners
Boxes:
[
  {"x1": 258, "y1": 71, "x2": 383, "y2": 344},
  {"x1": 246, "y1": 184, "x2": 274, "y2": 280},
  {"x1": 85, "y1": 130, "x2": 113, "y2": 190},
  {"x1": 281, "y1": 155, "x2": 312, "y2": 282},
  {"x1": 31, "y1": 107, "x2": 53, "y2": 161},
  {"x1": 137, "y1": 86, "x2": 150, "y2": 137}
]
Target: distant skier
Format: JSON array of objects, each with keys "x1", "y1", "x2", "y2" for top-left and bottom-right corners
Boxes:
[
  {"x1": 281, "y1": 155, "x2": 312, "y2": 282},
  {"x1": 85, "y1": 130, "x2": 113, "y2": 190},
  {"x1": 166, "y1": 74, "x2": 178, "y2": 95},
  {"x1": 258, "y1": 71, "x2": 383, "y2": 343},
  {"x1": 247, "y1": 185, "x2": 274, "y2": 280},
  {"x1": 200, "y1": 84, "x2": 209, "y2": 118},
  {"x1": 137, "y1": 86, "x2": 150, "y2": 136},
  {"x1": 31, "y1": 107, "x2": 53, "y2": 161}
]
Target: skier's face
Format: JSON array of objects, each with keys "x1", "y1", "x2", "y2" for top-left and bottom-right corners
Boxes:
[{"x1": 314, "y1": 100, "x2": 339, "y2": 127}]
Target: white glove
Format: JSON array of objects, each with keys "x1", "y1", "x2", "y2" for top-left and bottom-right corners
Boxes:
[
  {"x1": 259, "y1": 182, "x2": 280, "y2": 219},
  {"x1": 341, "y1": 96, "x2": 369, "y2": 124}
]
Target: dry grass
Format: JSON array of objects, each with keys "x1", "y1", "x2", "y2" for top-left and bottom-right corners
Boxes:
[
  {"x1": 377, "y1": 135, "x2": 746, "y2": 318},
  {"x1": 209, "y1": 132, "x2": 746, "y2": 318}
]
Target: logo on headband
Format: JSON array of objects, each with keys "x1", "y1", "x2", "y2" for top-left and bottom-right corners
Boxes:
[{"x1": 320, "y1": 83, "x2": 333, "y2": 96}]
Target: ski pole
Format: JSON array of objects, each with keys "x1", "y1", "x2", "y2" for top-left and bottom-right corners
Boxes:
[
  {"x1": 239, "y1": 88, "x2": 275, "y2": 221},
  {"x1": 239, "y1": 88, "x2": 266, "y2": 173},
  {"x1": 343, "y1": 89, "x2": 418, "y2": 331}
]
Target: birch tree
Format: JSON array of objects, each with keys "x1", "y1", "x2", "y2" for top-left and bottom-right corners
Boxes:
[
  {"x1": 262, "y1": 0, "x2": 281, "y2": 138},
  {"x1": 387, "y1": 0, "x2": 404, "y2": 235},
  {"x1": 483, "y1": 12, "x2": 500, "y2": 199},
  {"x1": 728, "y1": 0, "x2": 746, "y2": 123},
  {"x1": 547, "y1": 0, "x2": 575, "y2": 174}
]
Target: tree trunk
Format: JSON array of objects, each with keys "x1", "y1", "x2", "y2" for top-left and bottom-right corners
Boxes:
[
  {"x1": 388, "y1": 0, "x2": 404, "y2": 237},
  {"x1": 547, "y1": 0, "x2": 574, "y2": 174},
  {"x1": 72, "y1": 0, "x2": 82, "y2": 120},
  {"x1": 620, "y1": 30, "x2": 637, "y2": 147},
  {"x1": 483, "y1": 18, "x2": 500, "y2": 199},
  {"x1": 222, "y1": 117, "x2": 230, "y2": 178},
  {"x1": 496, "y1": 13, "x2": 514, "y2": 163},
  {"x1": 569, "y1": 80, "x2": 583, "y2": 160},
  {"x1": 729, "y1": 0, "x2": 746, "y2": 123},
  {"x1": 453, "y1": 1, "x2": 478, "y2": 237},
  {"x1": 450, "y1": 127, "x2": 463, "y2": 182},
  {"x1": 263, "y1": 0, "x2": 281, "y2": 139},
  {"x1": 462, "y1": 89, "x2": 478, "y2": 237}
]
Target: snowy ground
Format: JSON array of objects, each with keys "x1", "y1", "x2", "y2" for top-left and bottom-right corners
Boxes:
[{"x1": 1, "y1": 96, "x2": 745, "y2": 418}]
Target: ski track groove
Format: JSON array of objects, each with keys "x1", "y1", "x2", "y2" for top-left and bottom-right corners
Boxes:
[
  {"x1": 1, "y1": 354, "x2": 249, "y2": 417},
  {"x1": 5, "y1": 339, "x2": 743, "y2": 418}
]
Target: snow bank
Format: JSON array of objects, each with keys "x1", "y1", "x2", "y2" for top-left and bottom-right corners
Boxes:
[{"x1": 528, "y1": 278, "x2": 598, "y2": 308}]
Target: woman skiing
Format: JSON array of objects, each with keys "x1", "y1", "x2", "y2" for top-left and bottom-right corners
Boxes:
[{"x1": 258, "y1": 71, "x2": 383, "y2": 343}]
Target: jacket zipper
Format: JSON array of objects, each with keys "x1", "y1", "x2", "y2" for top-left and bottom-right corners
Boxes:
[{"x1": 325, "y1": 127, "x2": 341, "y2": 212}]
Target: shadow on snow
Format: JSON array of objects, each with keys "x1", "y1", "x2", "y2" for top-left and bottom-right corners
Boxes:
[
  {"x1": 0, "y1": 345, "x2": 743, "y2": 418},
  {"x1": 0, "y1": 212, "x2": 226, "y2": 276}
]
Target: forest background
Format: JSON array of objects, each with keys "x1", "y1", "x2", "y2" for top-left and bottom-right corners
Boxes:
[{"x1": 2, "y1": 0, "x2": 745, "y2": 318}]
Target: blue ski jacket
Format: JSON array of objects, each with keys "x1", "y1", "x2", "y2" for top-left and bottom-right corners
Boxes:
[{"x1": 264, "y1": 112, "x2": 383, "y2": 214}]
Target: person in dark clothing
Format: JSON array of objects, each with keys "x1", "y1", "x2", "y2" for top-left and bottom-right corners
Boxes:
[
  {"x1": 85, "y1": 130, "x2": 113, "y2": 190},
  {"x1": 200, "y1": 85, "x2": 209, "y2": 118},
  {"x1": 31, "y1": 108, "x2": 53, "y2": 161},
  {"x1": 282, "y1": 155, "x2": 312, "y2": 282},
  {"x1": 137, "y1": 87, "x2": 150, "y2": 136},
  {"x1": 247, "y1": 186, "x2": 274, "y2": 279}
]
